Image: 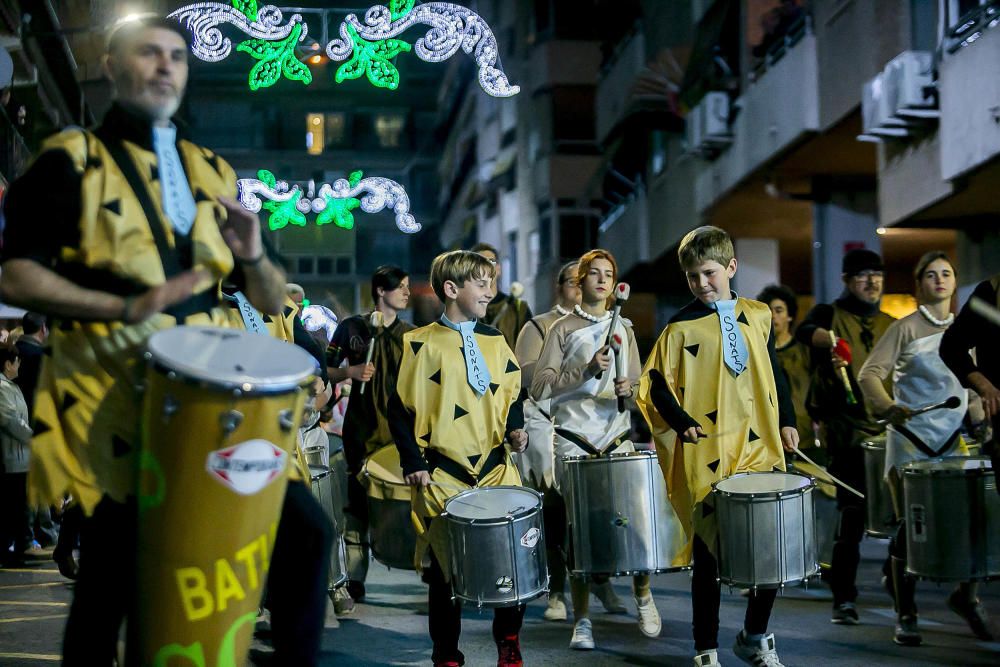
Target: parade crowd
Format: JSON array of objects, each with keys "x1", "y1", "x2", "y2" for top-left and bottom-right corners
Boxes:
[{"x1": 1, "y1": 13, "x2": 998, "y2": 667}]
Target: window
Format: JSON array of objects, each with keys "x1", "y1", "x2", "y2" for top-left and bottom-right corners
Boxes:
[
  {"x1": 336, "y1": 257, "x2": 353, "y2": 274},
  {"x1": 297, "y1": 256, "x2": 315, "y2": 274},
  {"x1": 375, "y1": 114, "x2": 405, "y2": 148},
  {"x1": 317, "y1": 257, "x2": 334, "y2": 275},
  {"x1": 306, "y1": 113, "x2": 324, "y2": 155},
  {"x1": 325, "y1": 112, "x2": 347, "y2": 148}
]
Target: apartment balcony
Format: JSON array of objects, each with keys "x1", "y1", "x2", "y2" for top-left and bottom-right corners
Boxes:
[
  {"x1": 596, "y1": 28, "x2": 646, "y2": 144},
  {"x1": 526, "y1": 40, "x2": 602, "y2": 94},
  {"x1": 532, "y1": 153, "x2": 603, "y2": 202},
  {"x1": 693, "y1": 28, "x2": 820, "y2": 214}
]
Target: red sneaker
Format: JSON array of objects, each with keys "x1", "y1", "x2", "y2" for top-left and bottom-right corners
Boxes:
[
  {"x1": 496, "y1": 634, "x2": 523, "y2": 667},
  {"x1": 434, "y1": 662, "x2": 461, "y2": 667}
]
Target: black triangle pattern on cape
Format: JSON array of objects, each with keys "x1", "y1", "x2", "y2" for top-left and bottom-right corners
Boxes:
[
  {"x1": 149, "y1": 164, "x2": 159, "y2": 181},
  {"x1": 61, "y1": 391, "x2": 79, "y2": 412},
  {"x1": 102, "y1": 199, "x2": 121, "y2": 216},
  {"x1": 420, "y1": 430, "x2": 432, "y2": 444},
  {"x1": 705, "y1": 410, "x2": 718, "y2": 424},
  {"x1": 736, "y1": 311, "x2": 749, "y2": 326},
  {"x1": 489, "y1": 382, "x2": 500, "y2": 395},
  {"x1": 429, "y1": 369, "x2": 442, "y2": 384},
  {"x1": 85, "y1": 155, "x2": 102, "y2": 171},
  {"x1": 32, "y1": 419, "x2": 52, "y2": 437},
  {"x1": 111, "y1": 435, "x2": 132, "y2": 457},
  {"x1": 454, "y1": 405, "x2": 468, "y2": 419},
  {"x1": 194, "y1": 188, "x2": 212, "y2": 203},
  {"x1": 702, "y1": 502, "x2": 715, "y2": 518},
  {"x1": 707, "y1": 459, "x2": 720, "y2": 473},
  {"x1": 748, "y1": 428, "x2": 760, "y2": 442},
  {"x1": 685, "y1": 344, "x2": 700, "y2": 357},
  {"x1": 505, "y1": 359, "x2": 519, "y2": 373},
  {"x1": 410, "y1": 341, "x2": 424, "y2": 355},
  {"x1": 468, "y1": 454, "x2": 482, "y2": 467},
  {"x1": 283, "y1": 305, "x2": 294, "y2": 318}
]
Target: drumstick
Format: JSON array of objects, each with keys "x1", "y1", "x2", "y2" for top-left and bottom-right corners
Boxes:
[
  {"x1": 970, "y1": 296, "x2": 1000, "y2": 328},
  {"x1": 874, "y1": 395, "x2": 962, "y2": 426},
  {"x1": 791, "y1": 445, "x2": 865, "y2": 499},
  {"x1": 597, "y1": 282, "x2": 630, "y2": 380},
  {"x1": 359, "y1": 311, "x2": 384, "y2": 396},
  {"x1": 611, "y1": 333, "x2": 626, "y2": 413}
]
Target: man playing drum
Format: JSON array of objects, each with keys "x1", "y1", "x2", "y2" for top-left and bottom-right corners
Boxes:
[
  {"x1": 637, "y1": 226, "x2": 798, "y2": 667},
  {"x1": 513, "y1": 260, "x2": 581, "y2": 622},
  {"x1": 796, "y1": 248, "x2": 895, "y2": 625},
  {"x1": 858, "y1": 252, "x2": 992, "y2": 644},
  {"x1": 388, "y1": 250, "x2": 529, "y2": 667},
  {"x1": 328, "y1": 265, "x2": 415, "y2": 603},
  {"x1": 531, "y1": 249, "x2": 662, "y2": 650},
  {"x1": 0, "y1": 15, "x2": 328, "y2": 664}
]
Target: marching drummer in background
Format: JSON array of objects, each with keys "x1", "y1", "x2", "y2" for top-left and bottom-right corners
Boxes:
[
  {"x1": 512, "y1": 260, "x2": 581, "y2": 622},
  {"x1": 637, "y1": 226, "x2": 798, "y2": 667},
  {"x1": 328, "y1": 265, "x2": 414, "y2": 604},
  {"x1": 858, "y1": 252, "x2": 993, "y2": 645},
  {"x1": 796, "y1": 248, "x2": 895, "y2": 626},
  {"x1": 472, "y1": 242, "x2": 534, "y2": 349},
  {"x1": 388, "y1": 250, "x2": 529, "y2": 667},
  {"x1": 0, "y1": 14, "x2": 329, "y2": 664},
  {"x1": 531, "y1": 249, "x2": 662, "y2": 650}
]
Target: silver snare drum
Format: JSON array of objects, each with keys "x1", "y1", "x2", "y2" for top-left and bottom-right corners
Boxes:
[
  {"x1": 903, "y1": 456, "x2": 1000, "y2": 581},
  {"x1": 862, "y1": 436, "x2": 896, "y2": 538},
  {"x1": 713, "y1": 472, "x2": 818, "y2": 589},
  {"x1": 443, "y1": 486, "x2": 547, "y2": 608},
  {"x1": 310, "y1": 465, "x2": 348, "y2": 590},
  {"x1": 564, "y1": 451, "x2": 688, "y2": 575}
]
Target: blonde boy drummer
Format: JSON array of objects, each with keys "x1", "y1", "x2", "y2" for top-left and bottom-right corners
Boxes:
[{"x1": 531, "y1": 249, "x2": 662, "y2": 650}]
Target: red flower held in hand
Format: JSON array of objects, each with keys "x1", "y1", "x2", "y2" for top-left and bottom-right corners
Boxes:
[{"x1": 833, "y1": 337, "x2": 852, "y2": 364}]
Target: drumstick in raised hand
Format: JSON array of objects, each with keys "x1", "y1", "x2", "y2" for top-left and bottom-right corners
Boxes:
[
  {"x1": 597, "y1": 282, "x2": 630, "y2": 380},
  {"x1": 359, "y1": 311, "x2": 384, "y2": 396},
  {"x1": 611, "y1": 333, "x2": 626, "y2": 413},
  {"x1": 874, "y1": 395, "x2": 962, "y2": 426}
]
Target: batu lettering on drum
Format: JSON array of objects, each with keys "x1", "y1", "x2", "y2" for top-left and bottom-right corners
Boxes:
[{"x1": 175, "y1": 524, "x2": 276, "y2": 622}]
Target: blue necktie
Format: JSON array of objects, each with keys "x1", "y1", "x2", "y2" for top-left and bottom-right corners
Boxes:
[
  {"x1": 152, "y1": 126, "x2": 197, "y2": 236},
  {"x1": 713, "y1": 299, "x2": 749, "y2": 376},
  {"x1": 440, "y1": 316, "x2": 492, "y2": 396}
]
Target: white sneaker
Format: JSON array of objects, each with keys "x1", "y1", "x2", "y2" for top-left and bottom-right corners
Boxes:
[
  {"x1": 569, "y1": 618, "x2": 595, "y2": 650},
  {"x1": 593, "y1": 580, "x2": 627, "y2": 614},
  {"x1": 636, "y1": 594, "x2": 662, "y2": 637},
  {"x1": 733, "y1": 631, "x2": 784, "y2": 667},
  {"x1": 693, "y1": 649, "x2": 721, "y2": 666},
  {"x1": 544, "y1": 593, "x2": 568, "y2": 621}
]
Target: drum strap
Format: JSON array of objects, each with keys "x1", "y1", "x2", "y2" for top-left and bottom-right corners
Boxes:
[
  {"x1": 425, "y1": 445, "x2": 506, "y2": 488},
  {"x1": 894, "y1": 424, "x2": 962, "y2": 458},
  {"x1": 554, "y1": 428, "x2": 629, "y2": 457}
]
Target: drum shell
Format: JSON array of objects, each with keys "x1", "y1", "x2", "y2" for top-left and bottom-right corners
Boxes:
[
  {"x1": 444, "y1": 486, "x2": 547, "y2": 608},
  {"x1": 714, "y1": 472, "x2": 818, "y2": 588},
  {"x1": 136, "y1": 342, "x2": 309, "y2": 664},
  {"x1": 903, "y1": 456, "x2": 1000, "y2": 581},
  {"x1": 364, "y1": 445, "x2": 418, "y2": 570},
  {"x1": 310, "y1": 466, "x2": 348, "y2": 590},
  {"x1": 862, "y1": 437, "x2": 896, "y2": 538},
  {"x1": 564, "y1": 452, "x2": 688, "y2": 575}
]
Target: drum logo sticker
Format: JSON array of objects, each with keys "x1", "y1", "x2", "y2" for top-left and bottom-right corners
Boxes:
[
  {"x1": 520, "y1": 527, "x2": 540, "y2": 549},
  {"x1": 909, "y1": 504, "x2": 927, "y2": 543},
  {"x1": 495, "y1": 575, "x2": 514, "y2": 594},
  {"x1": 206, "y1": 439, "x2": 287, "y2": 495}
]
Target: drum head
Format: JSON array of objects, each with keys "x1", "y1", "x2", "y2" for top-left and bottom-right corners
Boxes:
[
  {"x1": 366, "y1": 445, "x2": 405, "y2": 483},
  {"x1": 147, "y1": 326, "x2": 316, "y2": 393},
  {"x1": 445, "y1": 486, "x2": 540, "y2": 521},
  {"x1": 715, "y1": 472, "x2": 811, "y2": 495},
  {"x1": 903, "y1": 456, "x2": 992, "y2": 475}
]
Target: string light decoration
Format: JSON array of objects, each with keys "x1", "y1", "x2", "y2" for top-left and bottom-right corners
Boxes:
[
  {"x1": 328, "y1": 3, "x2": 519, "y2": 97},
  {"x1": 238, "y1": 169, "x2": 421, "y2": 233},
  {"x1": 168, "y1": 1, "x2": 518, "y2": 96}
]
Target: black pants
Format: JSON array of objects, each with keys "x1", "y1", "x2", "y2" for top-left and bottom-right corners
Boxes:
[
  {"x1": 692, "y1": 535, "x2": 777, "y2": 652},
  {"x1": 53, "y1": 503, "x2": 83, "y2": 562},
  {"x1": 63, "y1": 483, "x2": 333, "y2": 666},
  {"x1": 542, "y1": 489, "x2": 567, "y2": 595},
  {"x1": 424, "y1": 541, "x2": 525, "y2": 665},
  {"x1": 0, "y1": 472, "x2": 30, "y2": 562},
  {"x1": 824, "y1": 421, "x2": 868, "y2": 607}
]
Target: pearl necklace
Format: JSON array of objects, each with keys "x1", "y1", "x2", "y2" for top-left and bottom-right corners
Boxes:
[
  {"x1": 555, "y1": 304, "x2": 571, "y2": 316},
  {"x1": 574, "y1": 304, "x2": 611, "y2": 323},
  {"x1": 918, "y1": 304, "x2": 953, "y2": 327}
]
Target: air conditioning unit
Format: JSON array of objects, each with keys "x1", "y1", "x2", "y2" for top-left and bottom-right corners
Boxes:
[
  {"x1": 859, "y1": 72, "x2": 915, "y2": 141},
  {"x1": 883, "y1": 50, "x2": 938, "y2": 119},
  {"x1": 685, "y1": 91, "x2": 733, "y2": 156}
]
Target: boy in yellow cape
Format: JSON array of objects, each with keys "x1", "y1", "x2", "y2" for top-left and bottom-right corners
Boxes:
[
  {"x1": 636, "y1": 226, "x2": 799, "y2": 667},
  {"x1": 388, "y1": 250, "x2": 529, "y2": 667}
]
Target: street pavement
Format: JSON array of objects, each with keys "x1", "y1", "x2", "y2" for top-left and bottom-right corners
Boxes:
[{"x1": 2, "y1": 538, "x2": 999, "y2": 665}]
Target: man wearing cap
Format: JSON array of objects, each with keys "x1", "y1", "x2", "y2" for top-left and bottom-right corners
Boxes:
[
  {"x1": 796, "y1": 248, "x2": 896, "y2": 625},
  {"x1": 0, "y1": 15, "x2": 329, "y2": 665}
]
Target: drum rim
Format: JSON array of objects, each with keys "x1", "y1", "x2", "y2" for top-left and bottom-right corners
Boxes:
[
  {"x1": 146, "y1": 326, "x2": 316, "y2": 395},
  {"x1": 561, "y1": 451, "x2": 655, "y2": 463},
  {"x1": 901, "y1": 455, "x2": 993, "y2": 476},
  {"x1": 443, "y1": 485, "x2": 543, "y2": 524},
  {"x1": 711, "y1": 470, "x2": 815, "y2": 497},
  {"x1": 861, "y1": 440, "x2": 886, "y2": 451}
]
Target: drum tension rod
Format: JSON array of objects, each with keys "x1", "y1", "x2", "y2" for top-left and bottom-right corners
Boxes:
[{"x1": 220, "y1": 410, "x2": 244, "y2": 434}]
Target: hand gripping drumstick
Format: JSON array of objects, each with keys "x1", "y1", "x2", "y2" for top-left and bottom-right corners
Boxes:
[
  {"x1": 875, "y1": 395, "x2": 962, "y2": 426},
  {"x1": 597, "y1": 282, "x2": 630, "y2": 380},
  {"x1": 791, "y1": 444, "x2": 865, "y2": 499},
  {"x1": 830, "y1": 331, "x2": 858, "y2": 405},
  {"x1": 611, "y1": 333, "x2": 626, "y2": 413},
  {"x1": 359, "y1": 311, "x2": 384, "y2": 396}
]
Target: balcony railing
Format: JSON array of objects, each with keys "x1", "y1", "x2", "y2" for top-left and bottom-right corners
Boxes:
[
  {"x1": 945, "y1": 0, "x2": 1000, "y2": 54},
  {"x1": 749, "y1": 14, "x2": 813, "y2": 83}
]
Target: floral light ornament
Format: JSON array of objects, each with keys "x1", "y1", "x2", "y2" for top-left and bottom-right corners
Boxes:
[{"x1": 238, "y1": 170, "x2": 421, "y2": 234}]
